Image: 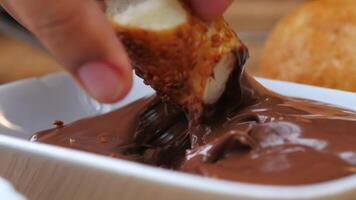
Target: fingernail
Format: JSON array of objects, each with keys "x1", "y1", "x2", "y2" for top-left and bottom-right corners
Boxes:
[{"x1": 77, "y1": 61, "x2": 126, "y2": 103}]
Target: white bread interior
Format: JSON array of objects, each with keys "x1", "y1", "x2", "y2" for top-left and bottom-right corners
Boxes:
[
  {"x1": 106, "y1": 0, "x2": 187, "y2": 31},
  {"x1": 203, "y1": 53, "x2": 235, "y2": 104}
]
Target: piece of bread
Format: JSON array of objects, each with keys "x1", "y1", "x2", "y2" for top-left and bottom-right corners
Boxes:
[
  {"x1": 105, "y1": 0, "x2": 247, "y2": 119},
  {"x1": 260, "y1": 0, "x2": 356, "y2": 92}
]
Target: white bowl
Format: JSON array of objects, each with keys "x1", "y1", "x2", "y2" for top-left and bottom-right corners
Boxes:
[{"x1": 0, "y1": 72, "x2": 355, "y2": 200}]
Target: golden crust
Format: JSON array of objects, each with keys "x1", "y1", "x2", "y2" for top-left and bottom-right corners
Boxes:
[
  {"x1": 108, "y1": 1, "x2": 246, "y2": 118},
  {"x1": 260, "y1": 0, "x2": 356, "y2": 92}
]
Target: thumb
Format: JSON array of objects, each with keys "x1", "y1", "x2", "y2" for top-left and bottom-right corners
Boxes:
[
  {"x1": 1, "y1": 0, "x2": 132, "y2": 103},
  {"x1": 190, "y1": 0, "x2": 232, "y2": 21}
]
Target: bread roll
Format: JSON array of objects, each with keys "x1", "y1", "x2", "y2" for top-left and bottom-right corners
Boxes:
[
  {"x1": 260, "y1": 0, "x2": 356, "y2": 92},
  {"x1": 105, "y1": 0, "x2": 248, "y2": 119}
]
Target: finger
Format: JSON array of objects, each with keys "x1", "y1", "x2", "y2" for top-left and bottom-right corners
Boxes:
[
  {"x1": 0, "y1": 1, "x2": 23, "y2": 23},
  {"x1": 190, "y1": 0, "x2": 232, "y2": 21},
  {"x1": 1, "y1": 0, "x2": 132, "y2": 103}
]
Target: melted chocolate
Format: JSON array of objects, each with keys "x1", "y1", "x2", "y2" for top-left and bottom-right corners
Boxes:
[{"x1": 33, "y1": 70, "x2": 356, "y2": 185}]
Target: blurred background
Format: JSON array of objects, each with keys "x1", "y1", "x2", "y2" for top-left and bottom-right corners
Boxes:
[{"x1": 0, "y1": 0, "x2": 303, "y2": 84}]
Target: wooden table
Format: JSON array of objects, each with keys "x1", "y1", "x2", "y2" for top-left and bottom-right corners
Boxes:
[{"x1": 0, "y1": 0, "x2": 302, "y2": 84}]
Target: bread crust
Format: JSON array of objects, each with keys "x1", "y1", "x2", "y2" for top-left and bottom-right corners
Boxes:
[
  {"x1": 260, "y1": 0, "x2": 356, "y2": 92},
  {"x1": 107, "y1": 0, "x2": 247, "y2": 119}
]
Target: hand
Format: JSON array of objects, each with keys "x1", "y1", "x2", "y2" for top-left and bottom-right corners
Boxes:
[{"x1": 0, "y1": 0, "x2": 232, "y2": 103}]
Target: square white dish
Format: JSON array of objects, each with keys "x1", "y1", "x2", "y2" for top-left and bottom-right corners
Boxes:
[{"x1": 0, "y1": 72, "x2": 355, "y2": 200}]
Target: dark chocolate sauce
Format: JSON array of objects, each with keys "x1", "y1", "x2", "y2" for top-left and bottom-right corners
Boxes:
[{"x1": 33, "y1": 58, "x2": 356, "y2": 185}]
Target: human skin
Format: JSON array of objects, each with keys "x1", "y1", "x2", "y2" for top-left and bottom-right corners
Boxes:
[{"x1": 0, "y1": 0, "x2": 232, "y2": 103}]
